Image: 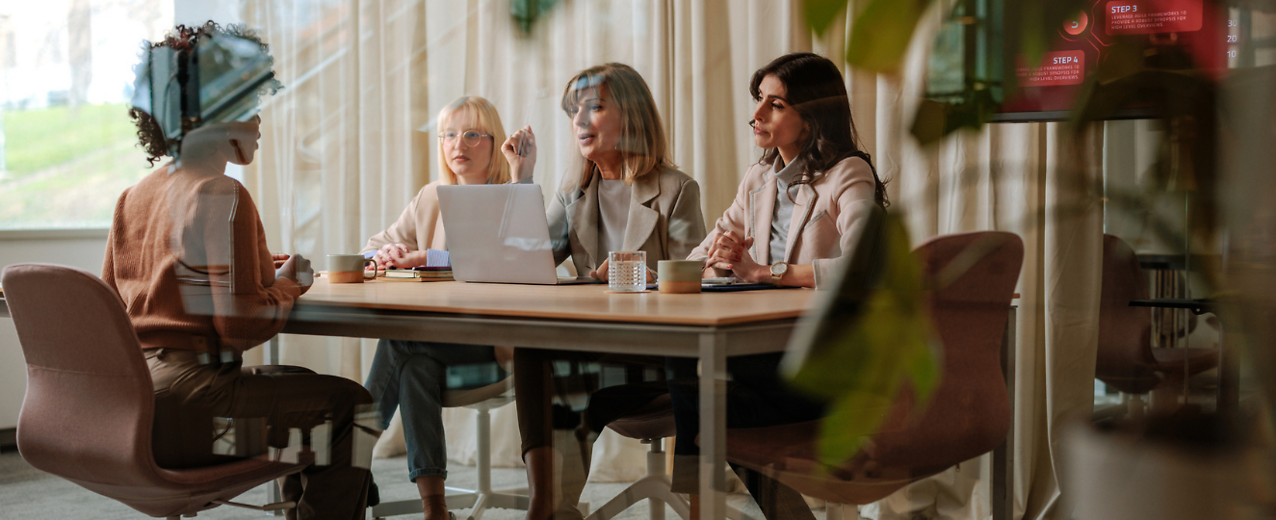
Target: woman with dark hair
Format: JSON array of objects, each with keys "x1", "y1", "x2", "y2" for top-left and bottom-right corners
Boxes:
[{"x1": 670, "y1": 52, "x2": 888, "y2": 520}]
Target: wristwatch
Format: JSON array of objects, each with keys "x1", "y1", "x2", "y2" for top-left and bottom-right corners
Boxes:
[{"x1": 769, "y1": 262, "x2": 788, "y2": 285}]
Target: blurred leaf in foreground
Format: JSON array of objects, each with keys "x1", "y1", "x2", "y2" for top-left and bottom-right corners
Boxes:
[
  {"x1": 846, "y1": 0, "x2": 934, "y2": 74},
  {"x1": 784, "y1": 212, "x2": 940, "y2": 466},
  {"x1": 804, "y1": 0, "x2": 850, "y2": 36}
]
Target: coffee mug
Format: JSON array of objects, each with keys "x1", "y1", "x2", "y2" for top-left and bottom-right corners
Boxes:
[
  {"x1": 657, "y1": 259, "x2": 703, "y2": 294},
  {"x1": 328, "y1": 254, "x2": 378, "y2": 283}
]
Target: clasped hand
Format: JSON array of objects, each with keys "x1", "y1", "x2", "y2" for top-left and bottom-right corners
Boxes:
[{"x1": 706, "y1": 230, "x2": 766, "y2": 283}]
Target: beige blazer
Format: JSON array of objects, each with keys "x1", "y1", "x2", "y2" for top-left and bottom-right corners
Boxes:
[
  {"x1": 548, "y1": 165, "x2": 707, "y2": 274},
  {"x1": 689, "y1": 155, "x2": 880, "y2": 288},
  {"x1": 361, "y1": 180, "x2": 449, "y2": 256}
]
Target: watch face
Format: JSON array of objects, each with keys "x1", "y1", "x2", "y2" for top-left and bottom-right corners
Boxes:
[{"x1": 771, "y1": 262, "x2": 787, "y2": 276}]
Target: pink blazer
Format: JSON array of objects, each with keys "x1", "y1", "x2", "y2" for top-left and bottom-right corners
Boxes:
[{"x1": 689, "y1": 155, "x2": 880, "y2": 288}]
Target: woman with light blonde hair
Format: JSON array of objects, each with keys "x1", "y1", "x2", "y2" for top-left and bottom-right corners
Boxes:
[
  {"x1": 361, "y1": 95, "x2": 534, "y2": 520},
  {"x1": 365, "y1": 95, "x2": 531, "y2": 264},
  {"x1": 513, "y1": 63, "x2": 707, "y2": 520}
]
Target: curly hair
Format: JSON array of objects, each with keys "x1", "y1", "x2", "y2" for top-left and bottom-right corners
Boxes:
[{"x1": 130, "y1": 22, "x2": 274, "y2": 166}]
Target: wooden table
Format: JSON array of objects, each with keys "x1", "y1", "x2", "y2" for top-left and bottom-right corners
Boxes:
[
  {"x1": 2, "y1": 280, "x2": 1015, "y2": 520},
  {"x1": 277, "y1": 279, "x2": 812, "y2": 520}
]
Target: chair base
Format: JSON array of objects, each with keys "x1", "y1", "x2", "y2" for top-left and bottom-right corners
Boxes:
[
  {"x1": 586, "y1": 474, "x2": 688, "y2": 520},
  {"x1": 585, "y1": 439, "x2": 759, "y2": 520},
  {"x1": 583, "y1": 474, "x2": 760, "y2": 520},
  {"x1": 372, "y1": 487, "x2": 540, "y2": 520}
]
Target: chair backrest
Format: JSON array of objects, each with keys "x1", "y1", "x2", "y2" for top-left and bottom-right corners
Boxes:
[
  {"x1": 866, "y1": 231, "x2": 1022, "y2": 471},
  {"x1": 2, "y1": 264, "x2": 164, "y2": 487},
  {"x1": 1095, "y1": 234, "x2": 1160, "y2": 392}
]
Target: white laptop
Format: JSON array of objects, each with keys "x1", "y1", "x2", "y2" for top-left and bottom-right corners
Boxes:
[{"x1": 437, "y1": 184, "x2": 602, "y2": 285}]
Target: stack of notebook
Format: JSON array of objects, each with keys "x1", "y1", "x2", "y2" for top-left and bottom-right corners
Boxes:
[
  {"x1": 381, "y1": 249, "x2": 452, "y2": 282},
  {"x1": 384, "y1": 267, "x2": 453, "y2": 281}
]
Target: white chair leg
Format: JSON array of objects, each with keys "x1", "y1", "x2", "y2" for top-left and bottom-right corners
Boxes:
[
  {"x1": 373, "y1": 401, "x2": 529, "y2": 520},
  {"x1": 724, "y1": 503, "x2": 761, "y2": 520},
  {"x1": 826, "y1": 503, "x2": 846, "y2": 520},
  {"x1": 649, "y1": 440, "x2": 666, "y2": 520},
  {"x1": 587, "y1": 439, "x2": 692, "y2": 520}
]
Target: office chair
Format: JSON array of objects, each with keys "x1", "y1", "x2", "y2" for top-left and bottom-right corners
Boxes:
[
  {"x1": 1, "y1": 263, "x2": 307, "y2": 519},
  {"x1": 1096, "y1": 234, "x2": 1218, "y2": 417},
  {"x1": 583, "y1": 386, "x2": 757, "y2": 520},
  {"x1": 722, "y1": 231, "x2": 1022, "y2": 505}
]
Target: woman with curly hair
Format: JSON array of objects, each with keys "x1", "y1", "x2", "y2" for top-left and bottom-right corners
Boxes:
[{"x1": 106, "y1": 22, "x2": 376, "y2": 520}]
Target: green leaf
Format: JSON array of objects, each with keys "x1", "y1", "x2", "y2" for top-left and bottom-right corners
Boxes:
[
  {"x1": 846, "y1": 0, "x2": 934, "y2": 74},
  {"x1": 510, "y1": 0, "x2": 561, "y2": 36},
  {"x1": 805, "y1": 0, "x2": 850, "y2": 36},
  {"x1": 786, "y1": 214, "x2": 940, "y2": 467}
]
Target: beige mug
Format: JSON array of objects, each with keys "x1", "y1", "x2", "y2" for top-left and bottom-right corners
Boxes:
[
  {"x1": 328, "y1": 254, "x2": 378, "y2": 283},
  {"x1": 658, "y1": 260, "x2": 703, "y2": 294}
]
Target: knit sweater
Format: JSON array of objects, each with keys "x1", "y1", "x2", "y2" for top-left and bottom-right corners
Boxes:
[{"x1": 101, "y1": 165, "x2": 301, "y2": 353}]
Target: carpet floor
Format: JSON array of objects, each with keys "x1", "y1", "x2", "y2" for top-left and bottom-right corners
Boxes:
[{"x1": 0, "y1": 449, "x2": 840, "y2": 520}]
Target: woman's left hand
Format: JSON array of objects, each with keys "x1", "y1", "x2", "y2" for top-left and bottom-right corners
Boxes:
[
  {"x1": 707, "y1": 231, "x2": 766, "y2": 283},
  {"x1": 501, "y1": 125, "x2": 537, "y2": 182},
  {"x1": 271, "y1": 253, "x2": 291, "y2": 270}
]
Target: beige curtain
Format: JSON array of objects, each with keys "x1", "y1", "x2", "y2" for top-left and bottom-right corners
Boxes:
[{"x1": 236, "y1": 0, "x2": 1108, "y2": 516}]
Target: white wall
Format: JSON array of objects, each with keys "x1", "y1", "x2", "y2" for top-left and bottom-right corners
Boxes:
[{"x1": 0, "y1": 230, "x2": 109, "y2": 429}]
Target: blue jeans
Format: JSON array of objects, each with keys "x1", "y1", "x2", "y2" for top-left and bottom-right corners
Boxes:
[{"x1": 364, "y1": 339, "x2": 503, "y2": 482}]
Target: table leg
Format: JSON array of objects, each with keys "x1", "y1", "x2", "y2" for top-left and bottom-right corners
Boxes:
[
  {"x1": 264, "y1": 335, "x2": 282, "y2": 515},
  {"x1": 265, "y1": 335, "x2": 281, "y2": 366},
  {"x1": 992, "y1": 307, "x2": 1016, "y2": 520},
  {"x1": 1217, "y1": 321, "x2": 1239, "y2": 415},
  {"x1": 699, "y1": 332, "x2": 727, "y2": 520}
]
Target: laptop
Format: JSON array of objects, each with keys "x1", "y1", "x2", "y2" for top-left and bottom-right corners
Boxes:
[{"x1": 437, "y1": 184, "x2": 602, "y2": 285}]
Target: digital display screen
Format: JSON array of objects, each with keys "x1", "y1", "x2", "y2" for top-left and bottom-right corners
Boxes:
[{"x1": 995, "y1": 0, "x2": 1274, "y2": 121}]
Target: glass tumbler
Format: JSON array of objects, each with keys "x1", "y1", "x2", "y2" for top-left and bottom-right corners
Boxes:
[{"x1": 608, "y1": 251, "x2": 647, "y2": 292}]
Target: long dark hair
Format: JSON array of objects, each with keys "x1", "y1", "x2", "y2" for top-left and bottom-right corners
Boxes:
[{"x1": 750, "y1": 52, "x2": 888, "y2": 207}]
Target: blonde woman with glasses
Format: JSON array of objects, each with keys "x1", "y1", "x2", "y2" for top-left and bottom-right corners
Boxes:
[{"x1": 361, "y1": 95, "x2": 534, "y2": 520}]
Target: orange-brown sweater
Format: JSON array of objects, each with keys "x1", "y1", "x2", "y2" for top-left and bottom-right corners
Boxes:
[{"x1": 102, "y1": 165, "x2": 300, "y2": 353}]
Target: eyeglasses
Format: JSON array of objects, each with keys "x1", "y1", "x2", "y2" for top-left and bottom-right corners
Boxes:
[{"x1": 438, "y1": 130, "x2": 492, "y2": 147}]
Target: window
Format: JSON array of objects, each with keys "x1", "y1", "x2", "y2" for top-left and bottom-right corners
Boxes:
[{"x1": 0, "y1": 0, "x2": 172, "y2": 229}]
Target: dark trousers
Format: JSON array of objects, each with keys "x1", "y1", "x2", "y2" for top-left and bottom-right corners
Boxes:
[
  {"x1": 666, "y1": 353, "x2": 827, "y2": 520},
  {"x1": 147, "y1": 348, "x2": 374, "y2": 520},
  {"x1": 513, "y1": 348, "x2": 665, "y2": 455}
]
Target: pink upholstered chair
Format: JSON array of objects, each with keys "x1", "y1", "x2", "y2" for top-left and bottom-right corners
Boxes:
[
  {"x1": 1, "y1": 263, "x2": 307, "y2": 519},
  {"x1": 1096, "y1": 234, "x2": 1217, "y2": 413},
  {"x1": 722, "y1": 231, "x2": 1023, "y2": 505}
]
